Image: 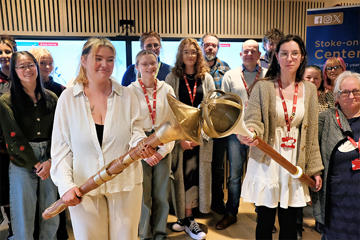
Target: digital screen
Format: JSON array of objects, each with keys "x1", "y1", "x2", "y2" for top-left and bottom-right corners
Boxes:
[
  {"x1": 16, "y1": 40, "x2": 127, "y2": 85},
  {"x1": 131, "y1": 40, "x2": 266, "y2": 70}
]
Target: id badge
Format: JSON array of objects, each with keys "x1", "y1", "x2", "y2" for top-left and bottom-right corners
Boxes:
[
  {"x1": 281, "y1": 136, "x2": 296, "y2": 149},
  {"x1": 352, "y1": 159, "x2": 360, "y2": 171}
]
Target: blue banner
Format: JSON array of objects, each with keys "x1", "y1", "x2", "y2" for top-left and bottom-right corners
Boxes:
[{"x1": 306, "y1": 5, "x2": 360, "y2": 73}]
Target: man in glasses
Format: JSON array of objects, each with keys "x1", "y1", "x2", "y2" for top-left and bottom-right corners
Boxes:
[
  {"x1": 122, "y1": 31, "x2": 171, "y2": 86},
  {"x1": 218, "y1": 39, "x2": 267, "y2": 230},
  {"x1": 200, "y1": 33, "x2": 230, "y2": 218}
]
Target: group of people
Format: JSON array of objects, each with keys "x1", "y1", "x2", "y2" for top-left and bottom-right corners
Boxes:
[{"x1": 0, "y1": 27, "x2": 359, "y2": 240}]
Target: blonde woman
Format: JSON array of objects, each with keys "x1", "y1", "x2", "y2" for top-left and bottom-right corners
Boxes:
[
  {"x1": 50, "y1": 38, "x2": 154, "y2": 240},
  {"x1": 30, "y1": 47, "x2": 65, "y2": 97}
]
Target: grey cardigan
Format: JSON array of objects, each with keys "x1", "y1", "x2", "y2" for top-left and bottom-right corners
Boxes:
[
  {"x1": 312, "y1": 107, "x2": 351, "y2": 224},
  {"x1": 165, "y1": 72, "x2": 215, "y2": 218},
  {"x1": 244, "y1": 80, "x2": 324, "y2": 177}
]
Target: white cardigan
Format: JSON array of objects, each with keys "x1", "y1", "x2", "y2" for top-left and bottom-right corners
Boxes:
[{"x1": 50, "y1": 80, "x2": 146, "y2": 196}]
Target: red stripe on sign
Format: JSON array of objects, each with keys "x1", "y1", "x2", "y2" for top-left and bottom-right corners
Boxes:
[
  {"x1": 39, "y1": 42, "x2": 58, "y2": 46},
  {"x1": 220, "y1": 43, "x2": 230, "y2": 47}
]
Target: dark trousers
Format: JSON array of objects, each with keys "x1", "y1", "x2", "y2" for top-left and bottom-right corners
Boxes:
[
  {"x1": 211, "y1": 137, "x2": 227, "y2": 209},
  {"x1": 256, "y1": 206, "x2": 298, "y2": 240}
]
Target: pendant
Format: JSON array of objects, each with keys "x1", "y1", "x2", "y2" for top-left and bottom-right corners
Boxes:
[{"x1": 281, "y1": 136, "x2": 296, "y2": 149}]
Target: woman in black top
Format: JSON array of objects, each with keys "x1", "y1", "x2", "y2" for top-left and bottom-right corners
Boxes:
[{"x1": 0, "y1": 51, "x2": 59, "y2": 239}]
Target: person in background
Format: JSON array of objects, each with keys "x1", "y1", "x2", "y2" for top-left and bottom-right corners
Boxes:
[
  {"x1": 0, "y1": 35, "x2": 16, "y2": 239},
  {"x1": 315, "y1": 71, "x2": 360, "y2": 239},
  {"x1": 0, "y1": 51, "x2": 59, "y2": 239},
  {"x1": 294, "y1": 65, "x2": 335, "y2": 238},
  {"x1": 238, "y1": 35, "x2": 323, "y2": 239},
  {"x1": 260, "y1": 28, "x2": 284, "y2": 68},
  {"x1": 30, "y1": 47, "x2": 65, "y2": 97},
  {"x1": 219, "y1": 39, "x2": 267, "y2": 230},
  {"x1": 29, "y1": 47, "x2": 67, "y2": 239},
  {"x1": 200, "y1": 33, "x2": 230, "y2": 215},
  {"x1": 323, "y1": 57, "x2": 346, "y2": 91},
  {"x1": 122, "y1": 31, "x2": 171, "y2": 86},
  {"x1": 304, "y1": 65, "x2": 335, "y2": 113},
  {"x1": 166, "y1": 38, "x2": 215, "y2": 240},
  {"x1": 128, "y1": 50, "x2": 175, "y2": 240},
  {"x1": 50, "y1": 37, "x2": 155, "y2": 240}
]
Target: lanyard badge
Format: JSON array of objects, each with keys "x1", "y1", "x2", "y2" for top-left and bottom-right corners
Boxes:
[{"x1": 278, "y1": 79, "x2": 299, "y2": 149}]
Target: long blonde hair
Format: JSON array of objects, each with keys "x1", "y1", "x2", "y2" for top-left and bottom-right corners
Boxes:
[
  {"x1": 172, "y1": 38, "x2": 209, "y2": 80},
  {"x1": 75, "y1": 37, "x2": 116, "y2": 85}
]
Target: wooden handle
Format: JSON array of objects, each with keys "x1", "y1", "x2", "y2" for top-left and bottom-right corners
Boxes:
[
  {"x1": 43, "y1": 125, "x2": 171, "y2": 219},
  {"x1": 255, "y1": 136, "x2": 316, "y2": 189},
  {"x1": 42, "y1": 198, "x2": 68, "y2": 220}
]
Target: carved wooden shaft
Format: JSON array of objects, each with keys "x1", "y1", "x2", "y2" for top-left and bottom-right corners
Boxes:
[
  {"x1": 255, "y1": 136, "x2": 316, "y2": 189},
  {"x1": 42, "y1": 134, "x2": 161, "y2": 220}
]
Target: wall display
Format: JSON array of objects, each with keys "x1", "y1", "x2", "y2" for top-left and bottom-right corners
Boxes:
[
  {"x1": 306, "y1": 5, "x2": 360, "y2": 73},
  {"x1": 17, "y1": 40, "x2": 127, "y2": 85},
  {"x1": 131, "y1": 40, "x2": 266, "y2": 70}
]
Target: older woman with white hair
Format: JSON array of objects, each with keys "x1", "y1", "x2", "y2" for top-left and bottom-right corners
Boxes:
[{"x1": 314, "y1": 71, "x2": 360, "y2": 239}]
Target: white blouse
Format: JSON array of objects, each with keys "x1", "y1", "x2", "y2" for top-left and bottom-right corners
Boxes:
[
  {"x1": 128, "y1": 79, "x2": 175, "y2": 157},
  {"x1": 50, "y1": 80, "x2": 146, "y2": 197}
]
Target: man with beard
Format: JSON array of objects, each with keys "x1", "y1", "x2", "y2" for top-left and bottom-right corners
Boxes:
[
  {"x1": 200, "y1": 33, "x2": 230, "y2": 217},
  {"x1": 260, "y1": 28, "x2": 284, "y2": 68},
  {"x1": 218, "y1": 39, "x2": 267, "y2": 230}
]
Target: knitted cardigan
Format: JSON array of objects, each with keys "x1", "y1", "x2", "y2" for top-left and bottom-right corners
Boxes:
[{"x1": 244, "y1": 79, "x2": 324, "y2": 177}]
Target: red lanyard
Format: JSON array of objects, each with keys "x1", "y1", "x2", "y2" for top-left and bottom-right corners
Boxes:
[
  {"x1": 335, "y1": 109, "x2": 360, "y2": 152},
  {"x1": 277, "y1": 79, "x2": 299, "y2": 134},
  {"x1": 241, "y1": 66, "x2": 262, "y2": 96},
  {"x1": 183, "y1": 74, "x2": 198, "y2": 106},
  {"x1": 139, "y1": 78, "x2": 157, "y2": 126}
]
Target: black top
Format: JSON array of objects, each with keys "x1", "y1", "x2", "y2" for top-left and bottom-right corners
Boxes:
[
  {"x1": 324, "y1": 116, "x2": 360, "y2": 239},
  {"x1": 178, "y1": 73, "x2": 203, "y2": 107},
  {"x1": 43, "y1": 76, "x2": 65, "y2": 97},
  {"x1": 95, "y1": 124, "x2": 104, "y2": 147}
]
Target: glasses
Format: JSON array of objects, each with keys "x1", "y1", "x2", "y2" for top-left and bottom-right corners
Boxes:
[
  {"x1": 203, "y1": 43, "x2": 218, "y2": 48},
  {"x1": 144, "y1": 43, "x2": 160, "y2": 50},
  {"x1": 183, "y1": 51, "x2": 197, "y2": 56},
  {"x1": 338, "y1": 89, "x2": 360, "y2": 97},
  {"x1": 326, "y1": 65, "x2": 342, "y2": 71},
  {"x1": 140, "y1": 62, "x2": 157, "y2": 68},
  {"x1": 15, "y1": 63, "x2": 36, "y2": 70},
  {"x1": 278, "y1": 51, "x2": 301, "y2": 59},
  {"x1": 0, "y1": 50, "x2": 12, "y2": 55}
]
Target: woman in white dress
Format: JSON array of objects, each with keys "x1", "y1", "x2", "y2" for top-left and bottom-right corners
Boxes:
[{"x1": 238, "y1": 35, "x2": 323, "y2": 240}]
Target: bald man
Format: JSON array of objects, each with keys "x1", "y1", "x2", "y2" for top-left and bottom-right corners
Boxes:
[{"x1": 217, "y1": 40, "x2": 267, "y2": 230}]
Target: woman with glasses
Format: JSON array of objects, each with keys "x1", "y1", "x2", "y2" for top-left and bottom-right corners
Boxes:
[
  {"x1": 165, "y1": 38, "x2": 215, "y2": 240},
  {"x1": 323, "y1": 57, "x2": 346, "y2": 91},
  {"x1": 0, "y1": 35, "x2": 17, "y2": 239},
  {"x1": 0, "y1": 51, "x2": 59, "y2": 239},
  {"x1": 128, "y1": 50, "x2": 175, "y2": 240},
  {"x1": 30, "y1": 47, "x2": 65, "y2": 97},
  {"x1": 315, "y1": 71, "x2": 360, "y2": 239},
  {"x1": 238, "y1": 35, "x2": 323, "y2": 239},
  {"x1": 29, "y1": 47, "x2": 68, "y2": 240},
  {"x1": 122, "y1": 31, "x2": 171, "y2": 86}
]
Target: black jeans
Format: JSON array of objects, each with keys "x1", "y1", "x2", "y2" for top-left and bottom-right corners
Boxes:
[{"x1": 256, "y1": 205, "x2": 299, "y2": 240}]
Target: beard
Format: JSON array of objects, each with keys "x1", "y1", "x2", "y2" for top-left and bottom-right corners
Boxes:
[{"x1": 205, "y1": 53, "x2": 216, "y2": 61}]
